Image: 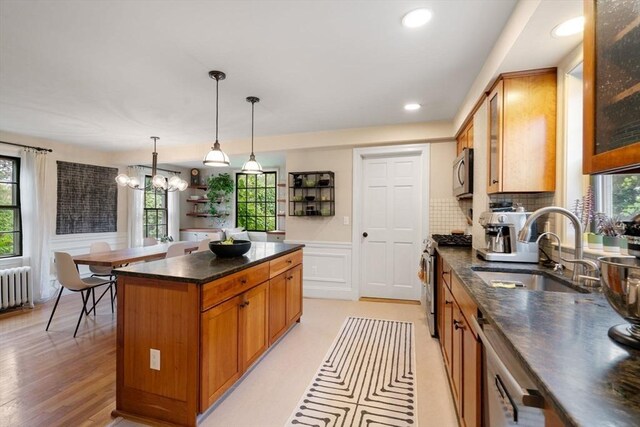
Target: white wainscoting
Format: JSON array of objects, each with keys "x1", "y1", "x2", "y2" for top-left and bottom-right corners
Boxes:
[{"x1": 285, "y1": 240, "x2": 355, "y2": 300}]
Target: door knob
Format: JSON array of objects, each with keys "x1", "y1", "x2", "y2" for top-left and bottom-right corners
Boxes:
[{"x1": 362, "y1": 232, "x2": 368, "y2": 238}]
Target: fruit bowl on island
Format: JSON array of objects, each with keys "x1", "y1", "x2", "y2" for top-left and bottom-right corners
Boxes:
[{"x1": 208, "y1": 239, "x2": 252, "y2": 257}]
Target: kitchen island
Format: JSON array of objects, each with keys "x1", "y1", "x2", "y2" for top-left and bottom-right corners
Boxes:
[
  {"x1": 437, "y1": 246, "x2": 640, "y2": 427},
  {"x1": 111, "y1": 242, "x2": 304, "y2": 426}
]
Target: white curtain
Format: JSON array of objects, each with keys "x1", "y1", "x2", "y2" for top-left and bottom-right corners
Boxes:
[
  {"x1": 20, "y1": 149, "x2": 54, "y2": 302},
  {"x1": 167, "y1": 174, "x2": 180, "y2": 241},
  {"x1": 127, "y1": 166, "x2": 146, "y2": 247}
]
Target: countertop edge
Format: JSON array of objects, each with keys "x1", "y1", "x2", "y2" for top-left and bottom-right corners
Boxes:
[{"x1": 114, "y1": 244, "x2": 305, "y2": 285}]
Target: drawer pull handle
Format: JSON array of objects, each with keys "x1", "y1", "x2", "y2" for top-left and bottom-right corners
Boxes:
[
  {"x1": 245, "y1": 301, "x2": 250, "y2": 307},
  {"x1": 240, "y1": 279, "x2": 247, "y2": 284},
  {"x1": 287, "y1": 259, "x2": 292, "y2": 264},
  {"x1": 445, "y1": 300, "x2": 452, "y2": 305},
  {"x1": 454, "y1": 320, "x2": 464, "y2": 330},
  {"x1": 287, "y1": 276, "x2": 293, "y2": 280}
]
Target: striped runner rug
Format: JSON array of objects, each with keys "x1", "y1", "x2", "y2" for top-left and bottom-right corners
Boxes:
[{"x1": 286, "y1": 317, "x2": 417, "y2": 427}]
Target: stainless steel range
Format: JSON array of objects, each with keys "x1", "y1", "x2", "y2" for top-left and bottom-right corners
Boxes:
[{"x1": 424, "y1": 234, "x2": 472, "y2": 337}]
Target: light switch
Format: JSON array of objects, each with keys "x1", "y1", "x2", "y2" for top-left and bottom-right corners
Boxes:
[
  {"x1": 343, "y1": 216, "x2": 349, "y2": 225},
  {"x1": 150, "y1": 348, "x2": 160, "y2": 370}
]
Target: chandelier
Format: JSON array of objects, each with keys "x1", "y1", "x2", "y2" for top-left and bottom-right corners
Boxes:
[{"x1": 115, "y1": 136, "x2": 189, "y2": 192}]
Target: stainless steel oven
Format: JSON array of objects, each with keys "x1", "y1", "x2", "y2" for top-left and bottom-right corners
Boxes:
[
  {"x1": 470, "y1": 316, "x2": 546, "y2": 427},
  {"x1": 424, "y1": 239, "x2": 436, "y2": 337},
  {"x1": 453, "y1": 148, "x2": 473, "y2": 198}
]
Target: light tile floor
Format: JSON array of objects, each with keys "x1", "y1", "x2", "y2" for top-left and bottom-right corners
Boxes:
[
  {"x1": 202, "y1": 298, "x2": 456, "y2": 427},
  {"x1": 114, "y1": 298, "x2": 457, "y2": 427}
]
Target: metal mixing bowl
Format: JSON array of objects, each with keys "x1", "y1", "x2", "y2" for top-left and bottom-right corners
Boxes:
[{"x1": 598, "y1": 256, "x2": 640, "y2": 341}]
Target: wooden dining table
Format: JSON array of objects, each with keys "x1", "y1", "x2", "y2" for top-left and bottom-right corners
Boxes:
[{"x1": 73, "y1": 242, "x2": 200, "y2": 267}]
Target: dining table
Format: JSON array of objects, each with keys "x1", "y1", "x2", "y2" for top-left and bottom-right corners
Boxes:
[{"x1": 73, "y1": 242, "x2": 200, "y2": 268}]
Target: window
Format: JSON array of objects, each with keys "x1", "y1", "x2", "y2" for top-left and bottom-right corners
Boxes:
[
  {"x1": 591, "y1": 174, "x2": 640, "y2": 222},
  {"x1": 143, "y1": 176, "x2": 168, "y2": 239},
  {"x1": 236, "y1": 172, "x2": 277, "y2": 231},
  {"x1": 0, "y1": 156, "x2": 22, "y2": 258}
]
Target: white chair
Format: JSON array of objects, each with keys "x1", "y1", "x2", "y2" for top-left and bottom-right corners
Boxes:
[
  {"x1": 89, "y1": 241, "x2": 115, "y2": 312},
  {"x1": 166, "y1": 242, "x2": 189, "y2": 258},
  {"x1": 196, "y1": 239, "x2": 210, "y2": 252},
  {"x1": 143, "y1": 237, "x2": 158, "y2": 247},
  {"x1": 46, "y1": 252, "x2": 114, "y2": 337}
]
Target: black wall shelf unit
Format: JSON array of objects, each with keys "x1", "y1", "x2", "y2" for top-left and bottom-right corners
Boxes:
[{"x1": 288, "y1": 171, "x2": 335, "y2": 216}]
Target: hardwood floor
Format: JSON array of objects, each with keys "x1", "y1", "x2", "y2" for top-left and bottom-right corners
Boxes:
[{"x1": 0, "y1": 293, "x2": 117, "y2": 427}]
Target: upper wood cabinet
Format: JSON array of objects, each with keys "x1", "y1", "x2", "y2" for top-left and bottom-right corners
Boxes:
[
  {"x1": 487, "y1": 68, "x2": 557, "y2": 194},
  {"x1": 583, "y1": 0, "x2": 640, "y2": 174},
  {"x1": 456, "y1": 122, "x2": 474, "y2": 156}
]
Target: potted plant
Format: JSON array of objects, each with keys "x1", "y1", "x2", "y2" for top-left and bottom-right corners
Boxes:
[
  {"x1": 595, "y1": 213, "x2": 624, "y2": 253},
  {"x1": 207, "y1": 173, "x2": 234, "y2": 217},
  {"x1": 572, "y1": 186, "x2": 594, "y2": 245}
]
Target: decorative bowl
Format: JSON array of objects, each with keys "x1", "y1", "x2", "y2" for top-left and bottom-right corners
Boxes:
[
  {"x1": 189, "y1": 195, "x2": 200, "y2": 200},
  {"x1": 305, "y1": 196, "x2": 316, "y2": 201},
  {"x1": 304, "y1": 179, "x2": 316, "y2": 187},
  {"x1": 209, "y1": 240, "x2": 252, "y2": 257},
  {"x1": 292, "y1": 195, "x2": 303, "y2": 202}
]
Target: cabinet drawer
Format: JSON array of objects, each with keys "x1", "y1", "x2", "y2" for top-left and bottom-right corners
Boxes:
[
  {"x1": 201, "y1": 262, "x2": 270, "y2": 311},
  {"x1": 451, "y1": 273, "x2": 478, "y2": 337},
  {"x1": 269, "y1": 250, "x2": 302, "y2": 278},
  {"x1": 441, "y1": 258, "x2": 452, "y2": 289}
]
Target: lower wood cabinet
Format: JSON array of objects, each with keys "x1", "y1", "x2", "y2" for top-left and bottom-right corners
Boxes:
[
  {"x1": 437, "y1": 254, "x2": 481, "y2": 427},
  {"x1": 269, "y1": 263, "x2": 303, "y2": 344},
  {"x1": 240, "y1": 282, "x2": 269, "y2": 371}
]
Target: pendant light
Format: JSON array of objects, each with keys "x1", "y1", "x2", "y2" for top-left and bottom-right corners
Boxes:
[
  {"x1": 241, "y1": 96, "x2": 263, "y2": 174},
  {"x1": 203, "y1": 70, "x2": 230, "y2": 167}
]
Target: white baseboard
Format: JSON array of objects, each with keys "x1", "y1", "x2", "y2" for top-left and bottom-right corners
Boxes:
[{"x1": 284, "y1": 240, "x2": 356, "y2": 300}]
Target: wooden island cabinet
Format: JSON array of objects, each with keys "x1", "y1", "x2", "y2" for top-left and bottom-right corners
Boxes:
[{"x1": 112, "y1": 243, "x2": 304, "y2": 426}]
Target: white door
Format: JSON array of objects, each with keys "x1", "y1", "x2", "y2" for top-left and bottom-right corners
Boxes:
[{"x1": 360, "y1": 154, "x2": 422, "y2": 300}]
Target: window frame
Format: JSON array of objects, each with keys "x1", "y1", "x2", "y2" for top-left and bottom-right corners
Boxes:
[
  {"x1": 0, "y1": 156, "x2": 22, "y2": 258},
  {"x1": 143, "y1": 175, "x2": 168, "y2": 239},
  {"x1": 235, "y1": 172, "x2": 277, "y2": 232}
]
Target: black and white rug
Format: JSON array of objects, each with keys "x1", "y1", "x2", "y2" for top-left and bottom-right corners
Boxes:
[{"x1": 286, "y1": 317, "x2": 417, "y2": 427}]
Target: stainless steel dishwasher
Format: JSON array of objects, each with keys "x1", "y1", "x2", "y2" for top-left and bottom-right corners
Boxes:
[{"x1": 470, "y1": 316, "x2": 547, "y2": 426}]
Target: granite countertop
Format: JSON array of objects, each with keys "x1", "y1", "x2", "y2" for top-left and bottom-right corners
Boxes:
[
  {"x1": 114, "y1": 242, "x2": 304, "y2": 285},
  {"x1": 436, "y1": 246, "x2": 640, "y2": 427}
]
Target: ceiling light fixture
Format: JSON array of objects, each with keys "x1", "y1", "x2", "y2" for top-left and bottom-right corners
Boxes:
[
  {"x1": 115, "y1": 136, "x2": 189, "y2": 192},
  {"x1": 203, "y1": 70, "x2": 230, "y2": 167},
  {"x1": 404, "y1": 103, "x2": 422, "y2": 111},
  {"x1": 241, "y1": 96, "x2": 263, "y2": 175},
  {"x1": 402, "y1": 8, "x2": 432, "y2": 28},
  {"x1": 551, "y1": 16, "x2": 585, "y2": 37}
]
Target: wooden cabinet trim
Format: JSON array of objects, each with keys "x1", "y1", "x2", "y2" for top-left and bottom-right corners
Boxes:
[
  {"x1": 201, "y1": 262, "x2": 270, "y2": 311},
  {"x1": 451, "y1": 274, "x2": 479, "y2": 339}
]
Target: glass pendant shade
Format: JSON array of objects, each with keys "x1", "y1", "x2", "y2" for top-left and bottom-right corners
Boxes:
[
  {"x1": 152, "y1": 174, "x2": 167, "y2": 189},
  {"x1": 203, "y1": 141, "x2": 230, "y2": 167},
  {"x1": 241, "y1": 154, "x2": 263, "y2": 174},
  {"x1": 115, "y1": 173, "x2": 130, "y2": 186},
  {"x1": 127, "y1": 177, "x2": 141, "y2": 189}
]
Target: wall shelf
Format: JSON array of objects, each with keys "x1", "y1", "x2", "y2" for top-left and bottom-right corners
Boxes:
[{"x1": 288, "y1": 171, "x2": 335, "y2": 217}]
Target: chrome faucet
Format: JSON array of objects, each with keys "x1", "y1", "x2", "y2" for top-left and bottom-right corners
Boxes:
[{"x1": 518, "y1": 206, "x2": 598, "y2": 283}]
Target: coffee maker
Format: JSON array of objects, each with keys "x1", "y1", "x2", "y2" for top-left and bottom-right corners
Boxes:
[{"x1": 477, "y1": 211, "x2": 538, "y2": 263}]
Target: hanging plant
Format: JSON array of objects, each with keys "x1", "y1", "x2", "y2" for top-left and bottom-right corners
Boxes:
[{"x1": 207, "y1": 173, "x2": 234, "y2": 216}]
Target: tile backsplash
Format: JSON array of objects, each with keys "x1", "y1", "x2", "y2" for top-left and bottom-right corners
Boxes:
[{"x1": 430, "y1": 198, "x2": 472, "y2": 235}]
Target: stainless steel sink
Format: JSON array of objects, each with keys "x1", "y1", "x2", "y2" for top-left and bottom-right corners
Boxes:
[{"x1": 473, "y1": 270, "x2": 582, "y2": 294}]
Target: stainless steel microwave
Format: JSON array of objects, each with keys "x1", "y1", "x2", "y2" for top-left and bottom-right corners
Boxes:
[{"x1": 453, "y1": 148, "x2": 473, "y2": 198}]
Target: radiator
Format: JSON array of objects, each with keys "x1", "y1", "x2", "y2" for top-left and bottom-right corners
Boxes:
[{"x1": 0, "y1": 266, "x2": 33, "y2": 310}]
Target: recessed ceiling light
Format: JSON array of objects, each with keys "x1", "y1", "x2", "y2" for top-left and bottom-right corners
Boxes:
[
  {"x1": 404, "y1": 103, "x2": 421, "y2": 111},
  {"x1": 402, "y1": 9, "x2": 432, "y2": 28},
  {"x1": 551, "y1": 16, "x2": 585, "y2": 37}
]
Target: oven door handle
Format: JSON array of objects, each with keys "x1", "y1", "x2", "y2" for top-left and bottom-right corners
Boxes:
[{"x1": 470, "y1": 316, "x2": 545, "y2": 409}]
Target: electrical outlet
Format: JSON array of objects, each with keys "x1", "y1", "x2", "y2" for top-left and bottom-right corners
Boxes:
[
  {"x1": 311, "y1": 266, "x2": 318, "y2": 275},
  {"x1": 343, "y1": 216, "x2": 349, "y2": 225},
  {"x1": 150, "y1": 348, "x2": 160, "y2": 371}
]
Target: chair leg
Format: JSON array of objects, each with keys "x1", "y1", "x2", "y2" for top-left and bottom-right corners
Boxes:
[
  {"x1": 74, "y1": 290, "x2": 90, "y2": 338},
  {"x1": 109, "y1": 284, "x2": 114, "y2": 313},
  {"x1": 45, "y1": 287, "x2": 64, "y2": 331},
  {"x1": 92, "y1": 288, "x2": 97, "y2": 316}
]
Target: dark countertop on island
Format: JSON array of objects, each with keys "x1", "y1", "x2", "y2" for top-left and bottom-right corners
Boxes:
[
  {"x1": 114, "y1": 242, "x2": 304, "y2": 285},
  {"x1": 436, "y1": 246, "x2": 640, "y2": 427}
]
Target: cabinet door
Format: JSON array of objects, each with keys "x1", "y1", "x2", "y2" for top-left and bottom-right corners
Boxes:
[
  {"x1": 240, "y1": 282, "x2": 269, "y2": 371},
  {"x1": 200, "y1": 295, "x2": 242, "y2": 409},
  {"x1": 286, "y1": 264, "x2": 303, "y2": 324},
  {"x1": 442, "y1": 286, "x2": 454, "y2": 372},
  {"x1": 461, "y1": 316, "x2": 481, "y2": 427},
  {"x1": 487, "y1": 80, "x2": 503, "y2": 193},
  {"x1": 269, "y1": 272, "x2": 288, "y2": 344},
  {"x1": 436, "y1": 256, "x2": 445, "y2": 341},
  {"x1": 466, "y1": 124, "x2": 474, "y2": 149},
  {"x1": 451, "y1": 304, "x2": 463, "y2": 409}
]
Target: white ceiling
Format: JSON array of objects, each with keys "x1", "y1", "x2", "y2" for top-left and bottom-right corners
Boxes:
[{"x1": 0, "y1": 0, "x2": 518, "y2": 151}]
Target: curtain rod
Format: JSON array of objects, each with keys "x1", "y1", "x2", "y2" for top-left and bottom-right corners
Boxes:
[
  {"x1": 0, "y1": 140, "x2": 53, "y2": 153},
  {"x1": 135, "y1": 165, "x2": 182, "y2": 175}
]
